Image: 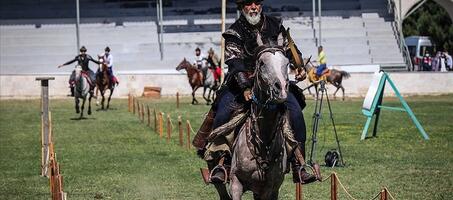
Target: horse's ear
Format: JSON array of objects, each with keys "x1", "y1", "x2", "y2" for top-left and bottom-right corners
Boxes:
[
  {"x1": 277, "y1": 32, "x2": 284, "y2": 46},
  {"x1": 256, "y1": 33, "x2": 264, "y2": 46},
  {"x1": 183, "y1": 57, "x2": 186, "y2": 61}
]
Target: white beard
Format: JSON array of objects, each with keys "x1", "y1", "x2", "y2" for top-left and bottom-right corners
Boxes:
[{"x1": 242, "y1": 10, "x2": 261, "y2": 25}]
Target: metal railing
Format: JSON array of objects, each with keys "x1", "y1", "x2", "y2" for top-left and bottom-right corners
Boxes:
[{"x1": 387, "y1": 0, "x2": 413, "y2": 71}]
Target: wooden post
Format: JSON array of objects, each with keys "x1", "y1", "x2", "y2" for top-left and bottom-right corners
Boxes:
[
  {"x1": 186, "y1": 120, "x2": 191, "y2": 150},
  {"x1": 154, "y1": 109, "x2": 157, "y2": 133},
  {"x1": 176, "y1": 92, "x2": 180, "y2": 109},
  {"x1": 296, "y1": 183, "x2": 302, "y2": 200},
  {"x1": 159, "y1": 112, "x2": 164, "y2": 138},
  {"x1": 141, "y1": 103, "x2": 145, "y2": 122},
  {"x1": 36, "y1": 77, "x2": 54, "y2": 177},
  {"x1": 132, "y1": 96, "x2": 136, "y2": 114},
  {"x1": 128, "y1": 94, "x2": 131, "y2": 112},
  {"x1": 178, "y1": 116, "x2": 183, "y2": 146},
  {"x1": 136, "y1": 99, "x2": 140, "y2": 117},
  {"x1": 380, "y1": 188, "x2": 388, "y2": 200},
  {"x1": 166, "y1": 114, "x2": 171, "y2": 143},
  {"x1": 147, "y1": 105, "x2": 151, "y2": 127},
  {"x1": 331, "y1": 173, "x2": 338, "y2": 200}
]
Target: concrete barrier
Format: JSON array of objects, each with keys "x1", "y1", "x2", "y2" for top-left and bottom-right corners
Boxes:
[{"x1": 1, "y1": 72, "x2": 452, "y2": 99}]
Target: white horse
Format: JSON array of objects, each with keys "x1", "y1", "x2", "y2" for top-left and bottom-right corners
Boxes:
[{"x1": 74, "y1": 65, "x2": 93, "y2": 118}]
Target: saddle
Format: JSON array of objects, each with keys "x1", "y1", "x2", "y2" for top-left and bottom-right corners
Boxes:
[
  {"x1": 309, "y1": 68, "x2": 330, "y2": 82},
  {"x1": 80, "y1": 71, "x2": 95, "y2": 88}
]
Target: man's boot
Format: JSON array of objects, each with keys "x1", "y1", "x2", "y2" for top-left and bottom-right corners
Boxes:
[
  {"x1": 291, "y1": 158, "x2": 316, "y2": 184},
  {"x1": 291, "y1": 146, "x2": 317, "y2": 184},
  {"x1": 70, "y1": 85, "x2": 75, "y2": 97}
]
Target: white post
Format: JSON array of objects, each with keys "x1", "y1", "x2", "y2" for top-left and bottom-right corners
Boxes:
[
  {"x1": 318, "y1": 0, "x2": 322, "y2": 47},
  {"x1": 221, "y1": 0, "x2": 227, "y2": 81}
]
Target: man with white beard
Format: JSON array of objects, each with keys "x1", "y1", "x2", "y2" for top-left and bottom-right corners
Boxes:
[{"x1": 194, "y1": 0, "x2": 316, "y2": 185}]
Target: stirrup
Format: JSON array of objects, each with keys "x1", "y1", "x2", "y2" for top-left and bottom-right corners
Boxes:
[
  {"x1": 299, "y1": 163, "x2": 322, "y2": 183},
  {"x1": 209, "y1": 165, "x2": 228, "y2": 184}
]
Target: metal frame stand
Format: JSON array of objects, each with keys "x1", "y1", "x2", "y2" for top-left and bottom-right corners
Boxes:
[{"x1": 308, "y1": 80, "x2": 345, "y2": 167}]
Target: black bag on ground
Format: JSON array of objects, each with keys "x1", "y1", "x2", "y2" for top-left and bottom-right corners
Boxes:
[{"x1": 325, "y1": 149, "x2": 339, "y2": 167}]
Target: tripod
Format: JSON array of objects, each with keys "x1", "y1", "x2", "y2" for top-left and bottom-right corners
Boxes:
[{"x1": 307, "y1": 80, "x2": 345, "y2": 167}]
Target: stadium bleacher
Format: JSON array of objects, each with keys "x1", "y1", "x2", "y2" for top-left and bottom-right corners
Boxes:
[{"x1": 0, "y1": 0, "x2": 408, "y2": 74}]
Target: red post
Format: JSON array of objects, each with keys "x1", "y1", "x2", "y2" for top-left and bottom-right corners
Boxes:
[
  {"x1": 380, "y1": 188, "x2": 388, "y2": 200},
  {"x1": 331, "y1": 173, "x2": 337, "y2": 200},
  {"x1": 296, "y1": 183, "x2": 302, "y2": 200}
]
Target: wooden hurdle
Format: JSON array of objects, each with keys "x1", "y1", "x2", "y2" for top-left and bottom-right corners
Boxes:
[{"x1": 178, "y1": 116, "x2": 183, "y2": 146}]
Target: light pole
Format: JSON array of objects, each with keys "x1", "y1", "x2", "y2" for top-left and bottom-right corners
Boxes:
[
  {"x1": 75, "y1": 0, "x2": 80, "y2": 53},
  {"x1": 318, "y1": 0, "x2": 322, "y2": 47}
]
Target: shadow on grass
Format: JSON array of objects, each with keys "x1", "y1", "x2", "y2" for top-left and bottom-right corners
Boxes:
[
  {"x1": 95, "y1": 107, "x2": 118, "y2": 112},
  {"x1": 70, "y1": 117, "x2": 96, "y2": 120}
]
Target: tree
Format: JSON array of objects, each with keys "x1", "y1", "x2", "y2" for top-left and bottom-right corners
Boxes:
[{"x1": 403, "y1": 0, "x2": 453, "y2": 53}]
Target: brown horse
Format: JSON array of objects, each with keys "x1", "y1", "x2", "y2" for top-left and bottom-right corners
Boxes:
[
  {"x1": 176, "y1": 58, "x2": 218, "y2": 105},
  {"x1": 95, "y1": 56, "x2": 114, "y2": 110},
  {"x1": 303, "y1": 59, "x2": 350, "y2": 100}
]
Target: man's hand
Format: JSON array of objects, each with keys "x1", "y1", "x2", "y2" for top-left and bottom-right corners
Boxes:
[
  {"x1": 295, "y1": 69, "x2": 307, "y2": 82},
  {"x1": 243, "y1": 88, "x2": 252, "y2": 101},
  {"x1": 58, "y1": 65, "x2": 63, "y2": 68}
]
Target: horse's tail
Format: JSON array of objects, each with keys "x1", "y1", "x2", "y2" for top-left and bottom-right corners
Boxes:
[{"x1": 340, "y1": 70, "x2": 351, "y2": 79}]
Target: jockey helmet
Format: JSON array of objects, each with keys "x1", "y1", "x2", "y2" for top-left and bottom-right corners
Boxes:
[
  {"x1": 80, "y1": 46, "x2": 87, "y2": 52},
  {"x1": 236, "y1": 0, "x2": 263, "y2": 9},
  {"x1": 105, "y1": 46, "x2": 110, "y2": 52}
]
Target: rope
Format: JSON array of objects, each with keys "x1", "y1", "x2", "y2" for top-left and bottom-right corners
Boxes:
[
  {"x1": 369, "y1": 190, "x2": 382, "y2": 200},
  {"x1": 321, "y1": 173, "x2": 332, "y2": 182},
  {"x1": 187, "y1": 121, "x2": 197, "y2": 134},
  {"x1": 385, "y1": 187, "x2": 396, "y2": 200}
]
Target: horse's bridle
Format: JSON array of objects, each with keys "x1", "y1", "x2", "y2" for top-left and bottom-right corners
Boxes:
[{"x1": 251, "y1": 45, "x2": 287, "y2": 110}]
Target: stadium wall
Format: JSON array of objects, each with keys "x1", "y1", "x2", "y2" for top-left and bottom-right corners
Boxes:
[{"x1": 1, "y1": 72, "x2": 452, "y2": 99}]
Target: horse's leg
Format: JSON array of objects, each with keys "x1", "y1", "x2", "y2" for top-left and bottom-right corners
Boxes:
[
  {"x1": 88, "y1": 92, "x2": 92, "y2": 115},
  {"x1": 192, "y1": 86, "x2": 199, "y2": 105},
  {"x1": 75, "y1": 97, "x2": 80, "y2": 113},
  {"x1": 80, "y1": 97, "x2": 86, "y2": 118},
  {"x1": 341, "y1": 84, "x2": 345, "y2": 101},
  {"x1": 101, "y1": 90, "x2": 105, "y2": 110},
  {"x1": 214, "y1": 183, "x2": 232, "y2": 200},
  {"x1": 202, "y1": 86, "x2": 209, "y2": 104},
  {"x1": 333, "y1": 84, "x2": 341, "y2": 100},
  {"x1": 107, "y1": 88, "x2": 113, "y2": 109},
  {"x1": 95, "y1": 87, "x2": 100, "y2": 106},
  {"x1": 230, "y1": 175, "x2": 244, "y2": 200}
]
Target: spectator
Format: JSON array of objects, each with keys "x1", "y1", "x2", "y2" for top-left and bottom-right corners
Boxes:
[
  {"x1": 422, "y1": 53, "x2": 432, "y2": 71},
  {"x1": 440, "y1": 52, "x2": 447, "y2": 72},
  {"x1": 445, "y1": 51, "x2": 452, "y2": 71},
  {"x1": 432, "y1": 51, "x2": 441, "y2": 71}
]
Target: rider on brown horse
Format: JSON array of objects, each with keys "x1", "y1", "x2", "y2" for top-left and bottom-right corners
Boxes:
[
  {"x1": 193, "y1": 0, "x2": 316, "y2": 185},
  {"x1": 58, "y1": 46, "x2": 100, "y2": 96},
  {"x1": 99, "y1": 46, "x2": 119, "y2": 86}
]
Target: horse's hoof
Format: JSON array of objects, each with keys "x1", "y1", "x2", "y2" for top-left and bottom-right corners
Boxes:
[
  {"x1": 76, "y1": 109, "x2": 80, "y2": 113},
  {"x1": 88, "y1": 110, "x2": 92, "y2": 115}
]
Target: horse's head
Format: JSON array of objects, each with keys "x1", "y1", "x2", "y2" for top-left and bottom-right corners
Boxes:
[
  {"x1": 252, "y1": 33, "x2": 289, "y2": 105},
  {"x1": 74, "y1": 65, "x2": 83, "y2": 79},
  {"x1": 176, "y1": 58, "x2": 191, "y2": 71},
  {"x1": 98, "y1": 55, "x2": 107, "y2": 72}
]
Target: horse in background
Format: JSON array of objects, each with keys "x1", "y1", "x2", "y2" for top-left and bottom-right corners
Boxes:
[
  {"x1": 74, "y1": 65, "x2": 93, "y2": 118},
  {"x1": 176, "y1": 58, "x2": 218, "y2": 105},
  {"x1": 303, "y1": 59, "x2": 351, "y2": 100},
  {"x1": 95, "y1": 56, "x2": 115, "y2": 110}
]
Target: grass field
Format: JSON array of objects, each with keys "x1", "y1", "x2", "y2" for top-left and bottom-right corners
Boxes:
[{"x1": 1, "y1": 95, "x2": 452, "y2": 200}]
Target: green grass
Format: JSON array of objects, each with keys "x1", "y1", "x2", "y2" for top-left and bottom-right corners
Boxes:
[{"x1": 0, "y1": 95, "x2": 452, "y2": 199}]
